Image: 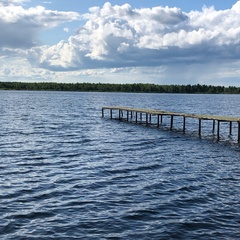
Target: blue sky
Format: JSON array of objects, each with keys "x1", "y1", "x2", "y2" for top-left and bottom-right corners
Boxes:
[
  {"x1": 0, "y1": 0, "x2": 240, "y2": 86},
  {"x1": 30, "y1": 1, "x2": 238, "y2": 12}
]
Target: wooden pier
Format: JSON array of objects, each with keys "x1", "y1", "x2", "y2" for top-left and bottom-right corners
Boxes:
[{"x1": 102, "y1": 106, "x2": 240, "y2": 144}]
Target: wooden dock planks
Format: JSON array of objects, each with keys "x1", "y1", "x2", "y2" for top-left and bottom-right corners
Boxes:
[{"x1": 102, "y1": 106, "x2": 240, "y2": 144}]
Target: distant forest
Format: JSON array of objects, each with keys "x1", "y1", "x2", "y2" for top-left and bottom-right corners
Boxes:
[{"x1": 0, "y1": 81, "x2": 240, "y2": 94}]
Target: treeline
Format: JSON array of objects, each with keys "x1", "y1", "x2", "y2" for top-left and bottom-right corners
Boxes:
[{"x1": 0, "y1": 81, "x2": 240, "y2": 94}]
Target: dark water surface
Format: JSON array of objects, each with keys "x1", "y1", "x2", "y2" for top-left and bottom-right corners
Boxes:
[{"x1": 1, "y1": 91, "x2": 240, "y2": 239}]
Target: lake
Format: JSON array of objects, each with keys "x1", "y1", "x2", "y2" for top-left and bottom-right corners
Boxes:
[{"x1": 1, "y1": 91, "x2": 240, "y2": 239}]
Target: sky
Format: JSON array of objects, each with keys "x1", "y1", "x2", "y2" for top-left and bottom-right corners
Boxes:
[{"x1": 0, "y1": 0, "x2": 240, "y2": 86}]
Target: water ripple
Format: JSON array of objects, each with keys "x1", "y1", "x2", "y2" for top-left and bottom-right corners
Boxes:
[{"x1": 1, "y1": 91, "x2": 240, "y2": 239}]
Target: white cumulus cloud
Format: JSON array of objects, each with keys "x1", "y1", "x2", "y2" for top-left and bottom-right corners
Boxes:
[
  {"x1": 0, "y1": 0, "x2": 29, "y2": 6},
  {"x1": 0, "y1": 2, "x2": 79, "y2": 48},
  {"x1": 1, "y1": 0, "x2": 240, "y2": 87},
  {"x1": 26, "y1": 2, "x2": 240, "y2": 71}
]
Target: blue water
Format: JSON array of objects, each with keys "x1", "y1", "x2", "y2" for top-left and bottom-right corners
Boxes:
[{"x1": 1, "y1": 91, "x2": 240, "y2": 239}]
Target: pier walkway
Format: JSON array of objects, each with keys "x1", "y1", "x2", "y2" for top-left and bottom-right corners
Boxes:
[{"x1": 102, "y1": 106, "x2": 240, "y2": 144}]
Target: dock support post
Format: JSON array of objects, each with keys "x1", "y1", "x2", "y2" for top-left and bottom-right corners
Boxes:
[
  {"x1": 149, "y1": 114, "x2": 152, "y2": 124},
  {"x1": 238, "y1": 122, "x2": 240, "y2": 144},
  {"x1": 146, "y1": 113, "x2": 148, "y2": 125},
  {"x1": 170, "y1": 115, "x2": 174, "y2": 130},
  {"x1": 102, "y1": 108, "x2": 104, "y2": 118},
  {"x1": 135, "y1": 112, "x2": 138, "y2": 123},
  {"x1": 199, "y1": 119, "x2": 202, "y2": 137},
  {"x1": 217, "y1": 121, "x2": 220, "y2": 141},
  {"x1": 157, "y1": 115, "x2": 160, "y2": 127},
  {"x1": 127, "y1": 111, "x2": 129, "y2": 122},
  {"x1": 229, "y1": 121, "x2": 232, "y2": 135},
  {"x1": 183, "y1": 116, "x2": 186, "y2": 133},
  {"x1": 110, "y1": 109, "x2": 113, "y2": 119},
  {"x1": 118, "y1": 109, "x2": 121, "y2": 120},
  {"x1": 212, "y1": 120, "x2": 215, "y2": 134}
]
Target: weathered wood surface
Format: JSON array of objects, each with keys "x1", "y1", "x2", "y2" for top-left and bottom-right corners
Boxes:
[
  {"x1": 102, "y1": 106, "x2": 240, "y2": 122},
  {"x1": 102, "y1": 106, "x2": 240, "y2": 144}
]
